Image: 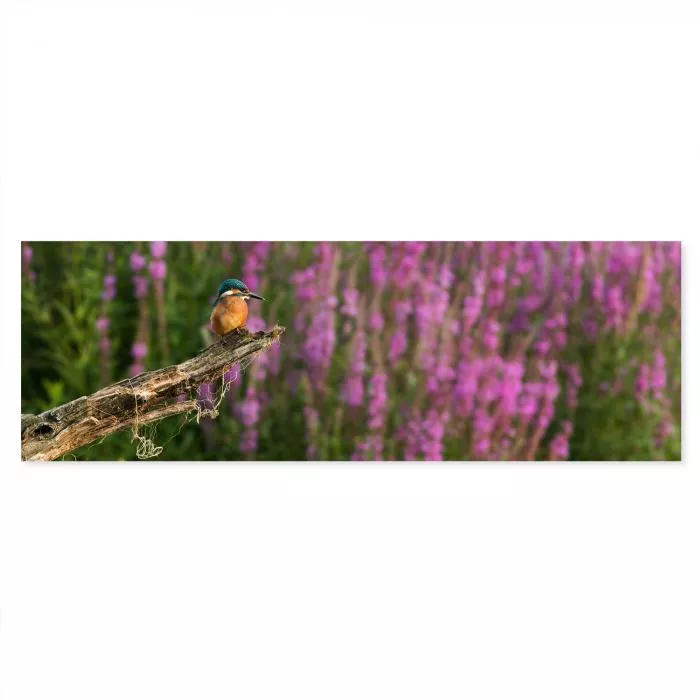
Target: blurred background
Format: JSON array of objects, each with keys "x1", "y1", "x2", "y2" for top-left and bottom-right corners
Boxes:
[{"x1": 21, "y1": 241, "x2": 681, "y2": 461}]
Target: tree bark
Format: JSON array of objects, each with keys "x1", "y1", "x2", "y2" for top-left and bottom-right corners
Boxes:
[{"x1": 21, "y1": 326, "x2": 285, "y2": 461}]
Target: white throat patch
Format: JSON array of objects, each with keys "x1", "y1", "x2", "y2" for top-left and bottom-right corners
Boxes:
[{"x1": 219, "y1": 290, "x2": 248, "y2": 300}]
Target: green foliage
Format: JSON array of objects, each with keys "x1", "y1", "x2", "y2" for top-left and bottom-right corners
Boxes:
[{"x1": 566, "y1": 330, "x2": 680, "y2": 461}]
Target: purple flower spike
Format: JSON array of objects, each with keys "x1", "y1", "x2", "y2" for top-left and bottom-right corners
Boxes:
[
  {"x1": 130, "y1": 251, "x2": 146, "y2": 271},
  {"x1": 421, "y1": 408, "x2": 447, "y2": 461},
  {"x1": 549, "y1": 422, "x2": 573, "y2": 460},
  {"x1": 367, "y1": 372, "x2": 388, "y2": 431},
  {"x1": 131, "y1": 341, "x2": 148, "y2": 360},
  {"x1": 149, "y1": 259, "x2": 167, "y2": 280},
  {"x1": 241, "y1": 429, "x2": 258, "y2": 454},
  {"x1": 150, "y1": 241, "x2": 167, "y2": 258},
  {"x1": 341, "y1": 329, "x2": 366, "y2": 407},
  {"x1": 649, "y1": 350, "x2": 667, "y2": 399},
  {"x1": 100, "y1": 273, "x2": 117, "y2": 302},
  {"x1": 340, "y1": 288, "x2": 359, "y2": 317},
  {"x1": 368, "y1": 311, "x2": 384, "y2": 332},
  {"x1": 389, "y1": 329, "x2": 408, "y2": 363},
  {"x1": 342, "y1": 376, "x2": 364, "y2": 407},
  {"x1": 636, "y1": 364, "x2": 650, "y2": 399},
  {"x1": 366, "y1": 243, "x2": 388, "y2": 290},
  {"x1": 132, "y1": 275, "x2": 149, "y2": 299},
  {"x1": 239, "y1": 388, "x2": 260, "y2": 428}
]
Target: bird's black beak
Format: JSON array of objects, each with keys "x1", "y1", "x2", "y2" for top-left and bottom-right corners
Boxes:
[{"x1": 248, "y1": 292, "x2": 265, "y2": 301}]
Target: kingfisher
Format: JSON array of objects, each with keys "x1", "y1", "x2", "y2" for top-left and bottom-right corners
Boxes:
[{"x1": 209, "y1": 278, "x2": 265, "y2": 337}]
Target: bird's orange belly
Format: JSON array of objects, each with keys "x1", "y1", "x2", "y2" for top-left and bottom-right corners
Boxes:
[{"x1": 210, "y1": 296, "x2": 248, "y2": 336}]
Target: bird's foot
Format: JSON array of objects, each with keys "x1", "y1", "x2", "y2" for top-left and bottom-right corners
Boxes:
[{"x1": 223, "y1": 326, "x2": 250, "y2": 342}]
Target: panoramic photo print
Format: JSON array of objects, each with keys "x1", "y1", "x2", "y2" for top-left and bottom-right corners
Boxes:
[{"x1": 21, "y1": 241, "x2": 681, "y2": 462}]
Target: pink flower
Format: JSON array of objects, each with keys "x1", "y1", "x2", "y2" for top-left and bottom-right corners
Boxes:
[
  {"x1": 129, "y1": 251, "x2": 146, "y2": 271},
  {"x1": 149, "y1": 259, "x2": 167, "y2": 280},
  {"x1": 368, "y1": 311, "x2": 384, "y2": 332},
  {"x1": 150, "y1": 241, "x2": 167, "y2": 258},
  {"x1": 650, "y1": 350, "x2": 667, "y2": 397},
  {"x1": 550, "y1": 421, "x2": 573, "y2": 460},
  {"x1": 95, "y1": 316, "x2": 109, "y2": 333},
  {"x1": 132, "y1": 275, "x2": 148, "y2": 299},
  {"x1": 658, "y1": 419, "x2": 674, "y2": 442},
  {"x1": 131, "y1": 342, "x2": 148, "y2": 360},
  {"x1": 101, "y1": 274, "x2": 117, "y2": 301},
  {"x1": 636, "y1": 364, "x2": 650, "y2": 399},
  {"x1": 389, "y1": 328, "x2": 407, "y2": 363},
  {"x1": 340, "y1": 288, "x2": 359, "y2": 317}
]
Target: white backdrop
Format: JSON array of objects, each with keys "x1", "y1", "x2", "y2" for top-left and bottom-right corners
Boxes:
[{"x1": 1, "y1": 3, "x2": 698, "y2": 699}]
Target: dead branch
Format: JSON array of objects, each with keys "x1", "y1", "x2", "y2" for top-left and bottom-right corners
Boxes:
[{"x1": 21, "y1": 326, "x2": 285, "y2": 461}]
